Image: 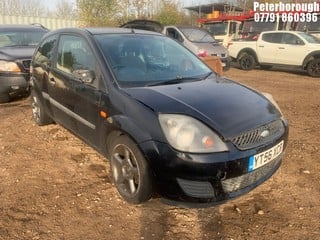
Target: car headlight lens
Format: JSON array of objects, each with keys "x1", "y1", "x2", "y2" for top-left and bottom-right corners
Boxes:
[
  {"x1": 159, "y1": 114, "x2": 228, "y2": 153},
  {"x1": 0, "y1": 60, "x2": 21, "y2": 72}
]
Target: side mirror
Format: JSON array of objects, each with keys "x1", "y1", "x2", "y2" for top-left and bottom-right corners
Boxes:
[
  {"x1": 296, "y1": 39, "x2": 304, "y2": 45},
  {"x1": 73, "y1": 69, "x2": 95, "y2": 84}
]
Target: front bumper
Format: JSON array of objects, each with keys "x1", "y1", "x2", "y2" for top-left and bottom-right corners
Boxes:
[
  {"x1": 0, "y1": 72, "x2": 30, "y2": 97},
  {"x1": 139, "y1": 123, "x2": 288, "y2": 205}
]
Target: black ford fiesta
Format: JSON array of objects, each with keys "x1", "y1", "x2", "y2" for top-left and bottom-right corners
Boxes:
[{"x1": 30, "y1": 28, "x2": 288, "y2": 205}]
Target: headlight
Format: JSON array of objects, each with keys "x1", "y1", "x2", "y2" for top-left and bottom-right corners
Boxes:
[
  {"x1": 159, "y1": 114, "x2": 228, "y2": 153},
  {"x1": 197, "y1": 48, "x2": 208, "y2": 57},
  {"x1": 0, "y1": 60, "x2": 21, "y2": 72}
]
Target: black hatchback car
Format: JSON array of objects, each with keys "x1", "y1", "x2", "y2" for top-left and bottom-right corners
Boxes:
[
  {"x1": 0, "y1": 24, "x2": 48, "y2": 103},
  {"x1": 30, "y1": 28, "x2": 288, "y2": 205}
]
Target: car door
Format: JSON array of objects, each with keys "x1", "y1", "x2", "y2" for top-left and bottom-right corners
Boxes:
[
  {"x1": 48, "y1": 34, "x2": 107, "y2": 148},
  {"x1": 257, "y1": 32, "x2": 282, "y2": 63},
  {"x1": 32, "y1": 34, "x2": 58, "y2": 117},
  {"x1": 274, "y1": 33, "x2": 307, "y2": 66}
]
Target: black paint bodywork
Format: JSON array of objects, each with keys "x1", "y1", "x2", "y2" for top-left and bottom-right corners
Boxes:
[{"x1": 31, "y1": 28, "x2": 289, "y2": 205}]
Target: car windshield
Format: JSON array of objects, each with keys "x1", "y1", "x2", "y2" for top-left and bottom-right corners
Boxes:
[
  {"x1": 179, "y1": 27, "x2": 216, "y2": 43},
  {"x1": 0, "y1": 30, "x2": 46, "y2": 47},
  {"x1": 298, "y1": 32, "x2": 320, "y2": 44},
  {"x1": 94, "y1": 34, "x2": 212, "y2": 87},
  {"x1": 204, "y1": 22, "x2": 228, "y2": 36}
]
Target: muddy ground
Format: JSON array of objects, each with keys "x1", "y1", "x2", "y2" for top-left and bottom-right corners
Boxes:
[{"x1": 0, "y1": 67, "x2": 319, "y2": 240}]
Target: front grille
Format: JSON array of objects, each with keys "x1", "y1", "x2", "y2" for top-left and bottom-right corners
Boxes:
[
  {"x1": 230, "y1": 120, "x2": 285, "y2": 150},
  {"x1": 177, "y1": 178, "x2": 215, "y2": 198},
  {"x1": 21, "y1": 59, "x2": 31, "y2": 71},
  {"x1": 221, "y1": 156, "x2": 281, "y2": 193}
]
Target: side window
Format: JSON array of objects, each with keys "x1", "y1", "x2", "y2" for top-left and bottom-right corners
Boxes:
[
  {"x1": 34, "y1": 35, "x2": 57, "y2": 65},
  {"x1": 262, "y1": 33, "x2": 282, "y2": 43},
  {"x1": 262, "y1": 33, "x2": 273, "y2": 42},
  {"x1": 281, "y1": 33, "x2": 303, "y2": 45},
  {"x1": 57, "y1": 35, "x2": 95, "y2": 74}
]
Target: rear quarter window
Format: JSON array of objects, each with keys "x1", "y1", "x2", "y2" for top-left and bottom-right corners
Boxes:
[{"x1": 262, "y1": 33, "x2": 282, "y2": 43}]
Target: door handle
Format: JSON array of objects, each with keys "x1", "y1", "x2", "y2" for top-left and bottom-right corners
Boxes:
[
  {"x1": 258, "y1": 45, "x2": 264, "y2": 48},
  {"x1": 49, "y1": 78, "x2": 56, "y2": 85},
  {"x1": 278, "y1": 47, "x2": 285, "y2": 49}
]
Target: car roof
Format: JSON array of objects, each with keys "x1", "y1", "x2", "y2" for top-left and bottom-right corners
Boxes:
[
  {"x1": 46, "y1": 27, "x2": 164, "y2": 37},
  {"x1": 166, "y1": 25, "x2": 204, "y2": 30},
  {"x1": 261, "y1": 30, "x2": 304, "y2": 34},
  {"x1": 0, "y1": 24, "x2": 48, "y2": 31},
  {"x1": 86, "y1": 27, "x2": 163, "y2": 35}
]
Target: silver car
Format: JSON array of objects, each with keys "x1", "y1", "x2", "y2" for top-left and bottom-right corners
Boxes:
[{"x1": 163, "y1": 26, "x2": 230, "y2": 70}]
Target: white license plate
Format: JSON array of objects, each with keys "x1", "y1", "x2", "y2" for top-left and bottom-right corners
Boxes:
[{"x1": 248, "y1": 140, "x2": 284, "y2": 172}]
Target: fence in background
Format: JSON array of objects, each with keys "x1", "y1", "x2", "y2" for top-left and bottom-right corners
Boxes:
[{"x1": 0, "y1": 15, "x2": 81, "y2": 29}]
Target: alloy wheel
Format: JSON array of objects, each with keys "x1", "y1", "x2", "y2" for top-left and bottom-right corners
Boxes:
[{"x1": 111, "y1": 144, "x2": 140, "y2": 197}]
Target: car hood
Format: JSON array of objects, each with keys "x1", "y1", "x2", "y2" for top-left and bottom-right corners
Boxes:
[
  {"x1": 194, "y1": 42, "x2": 228, "y2": 55},
  {"x1": 0, "y1": 47, "x2": 35, "y2": 60},
  {"x1": 122, "y1": 77, "x2": 281, "y2": 138}
]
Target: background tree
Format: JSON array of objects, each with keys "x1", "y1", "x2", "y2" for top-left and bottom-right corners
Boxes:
[
  {"x1": 155, "y1": 0, "x2": 184, "y2": 26},
  {"x1": 76, "y1": 0, "x2": 118, "y2": 27},
  {"x1": 0, "y1": 0, "x2": 46, "y2": 17},
  {"x1": 54, "y1": 0, "x2": 77, "y2": 19}
]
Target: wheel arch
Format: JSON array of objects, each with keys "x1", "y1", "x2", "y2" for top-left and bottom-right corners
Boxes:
[
  {"x1": 104, "y1": 115, "x2": 154, "y2": 159},
  {"x1": 237, "y1": 48, "x2": 258, "y2": 63},
  {"x1": 302, "y1": 51, "x2": 320, "y2": 69}
]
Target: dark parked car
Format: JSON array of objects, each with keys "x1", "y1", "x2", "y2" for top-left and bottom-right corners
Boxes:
[
  {"x1": 0, "y1": 24, "x2": 48, "y2": 103},
  {"x1": 30, "y1": 28, "x2": 288, "y2": 205}
]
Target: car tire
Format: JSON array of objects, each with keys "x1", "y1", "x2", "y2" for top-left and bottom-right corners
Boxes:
[
  {"x1": 238, "y1": 53, "x2": 255, "y2": 70},
  {"x1": 109, "y1": 134, "x2": 153, "y2": 204},
  {"x1": 30, "y1": 90, "x2": 53, "y2": 126},
  {"x1": 306, "y1": 59, "x2": 320, "y2": 77},
  {"x1": 0, "y1": 93, "x2": 10, "y2": 104}
]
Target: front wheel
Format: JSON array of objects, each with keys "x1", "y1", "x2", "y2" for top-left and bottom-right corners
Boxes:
[
  {"x1": 109, "y1": 135, "x2": 153, "y2": 204},
  {"x1": 238, "y1": 53, "x2": 256, "y2": 70},
  {"x1": 306, "y1": 59, "x2": 320, "y2": 77}
]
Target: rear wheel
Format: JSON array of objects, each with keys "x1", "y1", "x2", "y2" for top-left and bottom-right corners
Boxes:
[
  {"x1": 306, "y1": 59, "x2": 320, "y2": 77},
  {"x1": 109, "y1": 134, "x2": 153, "y2": 204},
  {"x1": 30, "y1": 90, "x2": 53, "y2": 126},
  {"x1": 238, "y1": 53, "x2": 256, "y2": 70}
]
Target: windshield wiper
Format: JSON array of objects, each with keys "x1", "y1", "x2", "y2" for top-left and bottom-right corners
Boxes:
[{"x1": 147, "y1": 72, "x2": 213, "y2": 87}]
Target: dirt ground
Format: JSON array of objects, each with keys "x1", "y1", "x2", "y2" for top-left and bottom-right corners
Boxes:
[{"x1": 0, "y1": 67, "x2": 319, "y2": 240}]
